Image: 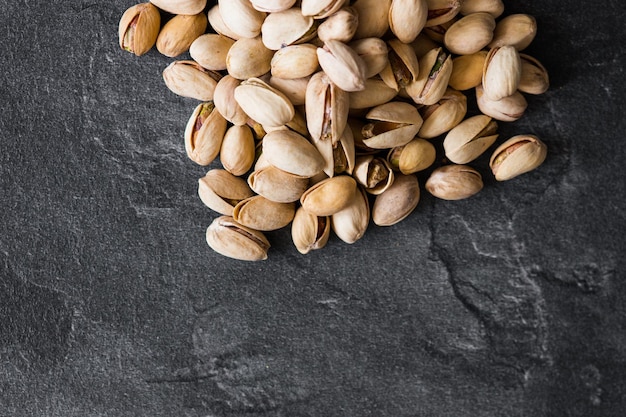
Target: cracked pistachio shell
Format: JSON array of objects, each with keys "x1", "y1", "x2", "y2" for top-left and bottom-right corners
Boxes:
[
  {"x1": 389, "y1": 0, "x2": 428, "y2": 43},
  {"x1": 443, "y1": 115, "x2": 498, "y2": 164},
  {"x1": 349, "y1": 38, "x2": 389, "y2": 79},
  {"x1": 349, "y1": 78, "x2": 398, "y2": 109},
  {"x1": 291, "y1": 207, "x2": 331, "y2": 254},
  {"x1": 206, "y1": 216, "x2": 270, "y2": 261},
  {"x1": 406, "y1": 47, "x2": 453, "y2": 105},
  {"x1": 482, "y1": 46, "x2": 522, "y2": 101},
  {"x1": 362, "y1": 102, "x2": 423, "y2": 149},
  {"x1": 449, "y1": 51, "x2": 488, "y2": 91},
  {"x1": 301, "y1": 0, "x2": 349, "y2": 19},
  {"x1": 422, "y1": 16, "x2": 457, "y2": 43},
  {"x1": 233, "y1": 196, "x2": 295, "y2": 231},
  {"x1": 234, "y1": 78, "x2": 295, "y2": 127},
  {"x1": 207, "y1": 5, "x2": 241, "y2": 40},
  {"x1": 248, "y1": 165, "x2": 309, "y2": 203},
  {"x1": 184, "y1": 102, "x2": 227, "y2": 165},
  {"x1": 317, "y1": 7, "x2": 358, "y2": 43},
  {"x1": 331, "y1": 185, "x2": 369, "y2": 244},
  {"x1": 156, "y1": 13, "x2": 207, "y2": 58},
  {"x1": 388, "y1": 138, "x2": 436, "y2": 174},
  {"x1": 352, "y1": 0, "x2": 391, "y2": 39},
  {"x1": 263, "y1": 130, "x2": 325, "y2": 177},
  {"x1": 418, "y1": 88, "x2": 467, "y2": 138},
  {"x1": 426, "y1": 164, "x2": 483, "y2": 200},
  {"x1": 226, "y1": 36, "x2": 274, "y2": 80},
  {"x1": 353, "y1": 155, "x2": 395, "y2": 195},
  {"x1": 348, "y1": 118, "x2": 377, "y2": 155},
  {"x1": 460, "y1": 0, "x2": 504, "y2": 18},
  {"x1": 119, "y1": 2, "x2": 160, "y2": 56},
  {"x1": 213, "y1": 75, "x2": 248, "y2": 126},
  {"x1": 163, "y1": 60, "x2": 221, "y2": 101},
  {"x1": 261, "y1": 8, "x2": 317, "y2": 50},
  {"x1": 269, "y1": 75, "x2": 311, "y2": 106},
  {"x1": 372, "y1": 173, "x2": 420, "y2": 226},
  {"x1": 489, "y1": 134, "x2": 547, "y2": 181},
  {"x1": 150, "y1": 0, "x2": 206, "y2": 14},
  {"x1": 317, "y1": 40, "x2": 367, "y2": 92},
  {"x1": 313, "y1": 123, "x2": 356, "y2": 177},
  {"x1": 444, "y1": 12, "x2": 495, "y2": 56},
  {"x1": 476, "y1": 84, "x2": 527, "y2": 122},
  {"x1": 270, "y1": 44, "x2": 319, "y2": 79},
  {"x1": 190, "y1": 34, "x2": 235, "y2": 71},
  {"x1": 379, "y1": 39, "x2": 420, "y2": 91},
  {"x1": 518, "y1": 54, "x2": 549, "y2": 95},
  {"x1": 250, "y1": 0, "x2": 296, "y2": 13},
  {"x1": 425, "y1": 0, "x2": 462, "y2": 27},
  {"x1": 305, "y1": 71, "x2": 349, "y2": 144},
  {"x1": 218, "y1": 0, "x2": 266, "y2": 39},
  {"x1": 220, "y1": 125, "x2": 256, "y2": 176},
  {"x1": 300, "y1": 175, "x2": 357, "y2": 216},
  {"x1": 198, "y1": 169, "x2": 255, "y2": 216},
  {"x1": 489, "y1": 14, "x2": 537, "y2": 51}
]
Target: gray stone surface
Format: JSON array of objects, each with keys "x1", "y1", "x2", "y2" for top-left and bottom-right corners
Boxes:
[{"x1": 1, "y1": 0, "x2": 625, "y2": 416}]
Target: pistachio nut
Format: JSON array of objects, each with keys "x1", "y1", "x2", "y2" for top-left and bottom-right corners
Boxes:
[
  {"x1": 198, "y1": 169, "x2": 255, "y2": 216},
  {"x1": 353, "y1": 155, "x2": 395, "y2": 195},
  {"x1": 482, "y1": 46, "x2": 522, "y2": 101},
  {"x1": 301, "y1": 0, "x2": 349, "y2": 19},
  {"x1": 313, "y1": 124, "x2": 356, "y2": 177},
  {"x1": 261, "y1": 7, "x2": 317, "y2": 50},
  {"x1": 220, "y1": 125, "x2": 256, "y2": 176},
  {"x1": 226, "y1": 36, "x2": 273, "y2": 80},
  {"x1": 406, "y1": 47, "x2": 453, "y2": 105},
  {"x1": 444, "y1": 12, "x2": 495, "y2": 56},
  {"x1": 352, "y1": 0, "x2": 391, "y2": 39},
  {"x1": 291, "y1": 207, "x2": 331, "y2": 254},
  {"x1": 206, "y1": 216, "x2": 270, "y2": 261},
  {"x1": 372, "y1": 173, "x2": 420, "y2": 226},
  {"x1": 300, "y1": 175, "x2": 357, "y2": 216},
  {"x1": 331, "y1": 185, "x2": 370, "y2": 244},
  {"x1": 349, "y1": 78, "x2": 398, "y2": 109},
  {"x1": 317, "y1": 40, "x2": 367, "y2": 92},
  {"x1": 184, "y1": 102, "x2": 228, "y2": 166},
  {"x1": 425, "y1": 0, "x2": 462, "y2": 27},
  {"x1": 250, "y1": 0, "x2": 296, "y2": 13},
  {"x1": 269, "y1": 75, "x2": 311, "y2": 106},
  {"x1": 348, "y1": 118, "x2": 377, "y2": 155},
  {"x1": 189, "y1": 34, "x2": 235, "y2": 72},
  {"x1": 387, "y1": 138, "x2": 436, "y2": 174},
  {"x1": 460, "y1": 0, "x2": 504, "y2": 18},
  {"x1": 489, "y1": 13, "x2": 537, "y2": 51},
  {"x1": 410, "y1": 33, "x2": 440, "y2": 58},
  {"x1": 248, "y1": 165, "x2": 310, "y2": 203},
  {"x1": 443, "y1": 115, "x2": 498, "y2": 164},
  {"x1": 349, "y1": 38, "x2": 389, "y2": 79},
  {"x1": 418, "y1": 88, "x2": 467, "y2": 138},
  {"x1": 262, "y1": 130, "x2": 325, "y2": 177},
  {"x1": 449, "y1": 51, "x2": 488, "y2": 91},
  {"x1": 422, "y1": 17, "x2": 457, "y2": 43},
  {"x1": 150, "y1": 0, "x2": 207, "y2": 15},
  {"x1": 213, "y1": 75, "x2": 248, "y2": 126},
  {"x1": 305, "y1": 71, "x2": 349, "y2": 145},
  {"x1": 218, "y1": 0, "x2": 266, "y2": 39},
  {"x1": 389, "y1": 0, "x2": 428, "y2": 43},
  {"x1": 518, "y1": 53, "x2": 549, "y2": 95},
  {"x1": 207, "y1": 5, "x2": 241, "y2": 40},
  {"x1": 162, "y1": 60, "x2": 221, "y2": 101},
  {"x1": 317, "y1": 7, "x2": 358, "y2": 43},
  {"x1": 362, "y1": 101, "x2": 423, "y2": 149},
  {"x1": 476, "y1": 85, "x2": 527, "y2": 122},
  {"x1": 118, "y1": 2, "x2": 160, "y2": 56},
  {"x1": 233, "y1": 196, "x2": 295, "y2": 231},
  {"x1": 425, "y1": 164, "x2": 483, "y2": 200},
  {"x1": 270, "y1": 44, "x2": 319, "y2": 80},
  {"x1": 379, "y1": 39, "x2": 420, "y2": 91},
  {"x1": 489, "y1": 134, "x2": 547, "y2": 181},
  {"x1": 156, "y1": 13, "x2": 207, "y2": 58},
  {"x1": 234, "y1": 77, "x2": 295, "y2": 127}
]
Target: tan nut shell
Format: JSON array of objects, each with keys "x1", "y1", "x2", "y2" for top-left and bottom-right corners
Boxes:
[
  {"x1": 248, "y1": 165, "x2": 310, "y2": 203},
  {"x1": 301, "y1": 0, "x2": 349, "y2": 19},
  {"x1": 198, "y1": 169, "x2": 255, "y2": 216},
  {"x1": 353, "y1": 0, "x2": 392, "y2": 39},
  {"x1": 207, "y1": 5, "x2": 241, "y2": 40},
  {"x1": 206, "y1": 216, "x2": 270, "y2": 261},
  {"x1": 406, "y1": 47, "x2": 453, "y2": 105},
  {"x1": 331, "y1": 185, "x2": 370, "y2": 244},
  {"x1": 443, "y1": 115, "x2": 498, "y2": 164},
  {"x1": 489, "y1": 13, "x2": 537, "y2": 51},
  {"x1": 389, "y1": 0, "x2": 428, "y2": 44},
  {"x1": 388, "y1": 138, "x2": 436, "y2": 174},
  {"x1": 156, "y1": 13, "x2": 207, "y2": 58},
  {"x1": 269, "y1": 75, "x2": 311, "y2": 106},
  {"x1": 353, "y1": 155, "x2": 395, "y2": 195},
  {"x1": 372, "y1": 173, "x2": 420, "y2": 226},
  {"x1": 379, "y1": 39, "x2": 421, "y2": 91},
  {"x1": 476, "y1": 84, "x2": 527, "y2": 122},
  {"x1": 305, "y1": 71, "x2": 350, "y2": 143},
  {"x1": 349, "y1": 78, "x2": 398, "y2": 109},
  {"x1": 482, "y1": 46, "x2": 522, "y2": 101},
  {"x1": 213, "y1": 75, "x2": 248, "y2": 126},
  {"x1": 219, "y1": 0, "x2": 266, "y2": 39},
  {"x1": 270, "y1": 44, "x2": 319, "y2": 79},
  {"x1": 425, "y1": 164, "x2": 483, "y2": 200},
  {"x1": 425, "y1": 0, "x2": 462, "y2": 27},
  {"x1": 317, "y1": 40, "x2": 367, "y2": 92},
  {"x1": 220, "y1": 125, "x2": 256, "y2": 176},
  {"x1": 184, "y1": 102, "x2": 228, "y2": 166},
  {"x1": 518, "y1": 54, "x2": 549, "y2": 95},
  {"x1": 418, "y1": 88, "x2": 467, "y2": 138},
  {"x1": 262, "y1": 130, "x2": 325, "y2": 177},
  {"x1": 233, "y1": 196, "x2": 295, "y2": 231},
  {"x1": 489, "y1": 134, "x2": 547, "y2": 181},
  {"x1": 226, "y1": 37, "x2": 274, "y2": 80},
  {"x1": 362, "y1": 101, "x2": 423, "y2": 149},
  {"x1": 449, "y1": 51, "x2": 488, "y2": 91},
  {"x1": 261, "y1": 8, "x2": 317, "y2": 50},
  {"x1": 349, "y1": 38, "x2": 389, "y2": 79},
  {"x1": 162, "y1": 60, "x2": 221, "y2": 101},
  {"x1": 460, "y1": 0, "x2": 504, "y2": 18},
  {"x1": 119, "y1": 2, "x2": 161, "y2": 56},
  {"x1": 150, "y1": 0, "x2": 207, "y2": 14},
  {"x1": 291, "y1": 207, "x2": 331, "y2": 254},
  {"x1": 443, "y1": 12, "x2": 495, "y2": 56},
  {"x1": 300, "y1": 175, "x2": 357, "y2": 216},
  {"x1": 190, "y1": 34, "x2": 234, "y2": 71},
  {"x1": 250, "y1": 0, "x2": 296, "y2": 13},
  {"x1": 234, "y1": 78, "x2": 295, "y2": 127},
  {"x1": 317, "y1": 7, "x2": 358, "y2": 43}
]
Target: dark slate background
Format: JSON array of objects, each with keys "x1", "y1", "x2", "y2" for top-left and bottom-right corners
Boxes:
[{"x1": 1, "y1": 0, "x2": 625, "y2": 415}]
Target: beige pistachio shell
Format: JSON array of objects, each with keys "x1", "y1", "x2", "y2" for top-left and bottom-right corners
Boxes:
[
  {"x1": 489, "y1": 134, "x2": 547, "y2": 181},
  {"x1": 305, "y1": 71, "x2": 349, "y2": 144},
  {"x1": 348, "y1": 118, "x2": 377, "y2": 154},
  {"x1": 220, "y1": 125, "x2": 256, "y2": 176},
  {"x1": 387, "y1": 138, "x2": 436, "y2": 174},
  {"x1": 190, "y1": 34, "x2": 234, "y2": 71},
  {"x1": 422, "y1": 17, "x2": 457, "y2": 43},
  {"x1": 425, "y1": 0, "x2": 462, "y2": 27},
  {"x1": 263, "y1": 130, "x2": 325, "y2": 177},
  {"x1": 353, "y1": 155, "x2": 395, "y2": 195},
  {"x1": 418, "y1": 88, "x2": 467, "y2": 138},
  {"x1": 443, "y1": 115, "x2": 498, "y2": 164},
  {"x1": 489, "y1": 13, "x2": 537, "y2": 51},
  {"x1": 425, "y1": 164, "x2": 483, "y2": 200},
  {"x1": 312, "y1": 123, "x2": 356, "y2": 177},
  {"x1": 372, "y1": 173, "x2": 420, "y2": 226},
  {"x1": 518, "y1": 54, "x2": 549, "y2": 95},
  {"x1": 184, "y1": 102, "x2": 228, "y2": 166},
  {"x1": 156, "y1": 13, "x2": 207, "y2": 58},
  {"x1": 389, "y1": 0, "x2": 428, "y2": 43},
  {"x1": 233, "y1": 196, "x2": 295, "y2": 231},
  {"x1": 226, "y1": 36, "x2": 273, "y2": 80},
  {"x1": 150, "y1": 0, "x2": 207, "y2": 15},
  {"x1": 219, "y1": 0, "x2": 266, "y2": 39},
  {"x1": 291, "y1": 207, "x2": 331, "y2": 254},
  {"x1": 352, "y1": 0, "x2": 391, "y2": 39},
  {"x1": 301, "y1": 0, "x2": 349, "y2": 19},
  {"x1": 476, "y1": 84, "x2": 527, "y2": 122},
  {"x1": 234, "y1": 77, "x2": 295, "y2": 127},
  {"x1": 300, "y1": 175, "x2": 357, "y2": 216},
  {"x1": 206, "y1": 216, "x2": 270, "y2": 261},
  {"x1": 119, "y1": 2, "x2": 160, "y2": 56},
  {"x1": 270, "y1": 44, "x2": 319, "y2": 79},
  {"x1": 410, "y1": 33, "x2": 439, "y2": 58},
  {"x1": 406, "y1": 47, "x2": 453, "y2": 105},
  {"x1": 317, "y1": 7, "x2": 358, "y2": 43},
  {"x1": 269, "y1": 75, "x2": 310, "y2": 106},
  {"x1": 261, "y1": 8, "x2": 317, "y2": 50},
  {"x1": 285, "y1": 108, "x2": 310, "y2": 137},
  {"x1": 248, "y1": 165, "x2": 310, "y2": 203},
  {"x1": 349, "y1": 38, "x2": 389, "y2": 79},
  {"x1": 162, "y1": 60, "x2": 221, "y2": 101},
  {"x1": 250, "y1": 0, "x2": 296, "y2": 13},
  {"x1": 443, "y1": 12, "x2": 495, "y2": 55},
  {"x1": 449, "y1": 51, "x2": 488, "y2": 91},
  {"x1": 331, "y1": 185, "x2": 370, "y2": 244},
  {"x1": 349, "y1": 78, "x2": 399, "y2": 109},
  {"x1": 213, "y1": 75, "x2": 248, "y2": 126},
  {"x1": 362, "y1": 101, "x2": 423, "y2": 149},
  {"x1": 198, "y1": 169, "x2": 255, "y2": 216},
  {"x1": 317, "y1": 40, "x2": 367, "y2": 92},
  {"x1": 379, "y1": 39, "x2": 420, "y2": 91},
  {"x1": 482, "y1": 46, "x2": 521, "y2": 101},
  {"x1": 460, "y1": 0, "x2": 504, "y2": 18},
  {"x1": 207, "y1": 5, "x2": 241, "y2": 40}
]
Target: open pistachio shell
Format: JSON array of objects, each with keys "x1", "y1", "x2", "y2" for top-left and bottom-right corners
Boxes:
[
  {"x1": 190, "y1": 34, "x2": 235, "y2": 71},
  {"x1": 219, "y1": 0, "x2": 266, "y2": 39},
  {"x1": 233, "y1": 196, "x2": 295, "y2": 231},
  {"x1": 425, "y1": 0, "x2": 462, "y2": 27},
  {"x1": 301, "y1": 0, "x2": 349, "y2": 19},
  {"x1": 331, "y1": 185, "x2": 370, "y2": 244},
  {"x1": 184, "y1": 102, "x2": 227, "y2": 166},
  {"x1": 262, "y1": 130, "x2": 325, "y2": 177},
  {"x1": 156, "y1": 13, "x2": 207, "y2": 58},
  {"x1": 425, "y1": 164, "x2": 483, "y2": 200},
  {"x1": 291, "y1": 207, "x2": 331, "y2": 254},
  {"x1": 418, "y1": 88, "x2": 467, "y2": 138},
  {"x1": 482, "y1": 46, "x2": 522, "y2": 101},
  {"x1": 305, "y1": 71, "x2": 349, "y2": 144},
  {"x1": 443, "y1": 12, "x2": 495, "y2": 56},
  {"x1": 387, "y1": 138, "x2": 436, "y2": 174},
  {"x1": 312, "y1": 123, "x2": 356, "y2": 177},
  {"x1": 353, "y1": 155, "x2": 395, "y2": 195},
  {"x1": 489, "y1": 13, "x2": 537, "y2": 51},
  {"x1": 248, "y1": 165, "x2": 310, "y2": 203},
  {"x1": 352, "y1": 0, "x2": 391, "y2": 39},
  {"x1": 406, "y1": 47, "x2": 453, "y2": 105},
  {"x1": 198, "y1": 169, "x2": 255, "y2": 216},
  {"x1": 234, "y1": 77, "x2": 295, "y2": 127},
  {"x1": 489, "y1": 134, "x2": 547, "y2": 181},
  {"x1": 379, "y1": 39, "x2": 420, "y2": 91},
  {"x1": 317, "y1": 40, "x2": 367, "y2": 92},
  {"x1": 119, "y1": 2, "x2": 160, "y2": 56},
  {"x1": 362, "y1": 101, "x2": 423, "y2": 149},
  {"x1": 476, "y1": 84, "x2": 527, "y2": 122},
  {"x1": 162, "y1": 60, "x2": 221, "y2": 101},
  {"x1": 422, "y1": 17, "x2": 457, "y2": 43},
  {"x1": 389, "y1": 0, "x2": 428, "y2": 43},
  {"x1": 261, "y1": 7, "x2": 317, "y2": 50},
  {"x1": 300, "y1": 176, "x2": 357, "y2": 216},
  {"x1": 150, "y1": 0, "x2": 207, "y2": 15},
  {"x1": 206, "y1": 216, "x2": 270, "y2": 261},
  {"x1": 270, "y1": 44, "x2": 319, "y2": 79},
  {"x1": 443, "y1": 115, "x2": 498, "y2": 164},
  {"x1": 372, "y1": 173, "x2": 420, "y2": 226}
]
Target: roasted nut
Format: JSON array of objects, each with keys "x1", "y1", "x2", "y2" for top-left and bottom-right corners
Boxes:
[
  {"x1": 300, "y1": 175, "x2": 357, "y2": 216},
  {"x1": 317, "y1": 40, "x2": 367, "y2": 92},
  {"x1": 353, "y1": 0, "x2": 392, "y2": 39},
  {"x1": 349, "y1": 78, "x2": 399, "y2": 109},
  {"x1": 476, "y1": 84, "x2": 527, "y2": 122},
  {"x1": 118, "y1": 2, "x2": 160, "y2": 56},
  {"x1": 306, "y1": 71, "x2": 349, "y2": 145},
  {"x1": 291, "y1": 207, "x2": 331, "y2": 254},
  {"x1": 184, "y1": 102, "x2": 227, "y2": 166},
  {"x1": 250, "y1": 0, "x2": 296, "y2": 13},
  {"x1": 387, "y1": 138, "x2": 436, "y2": 174},
  {"x1": 372, "y1": 173, "x2": 420, "y2": 226},
  {"x1": 362, "y1": 101, "x2": 423, "y2": 149},
  {"x1": 198, "y1": 169, "x2": 255, "y2": 215},
  {"x1": 234, "y1": 77, "x2": 295, "y2": 127},
  {"x1": 261, "y1": 7, "x2": 317, "y2": 50},
  {"x1": 518, "y1": 53, "x2": 549, "y2": 95},
  {"x1": 489, "y1": 134, "x2": 547, "y2": 181},
  {"x1": 162, "y1": 60, "x2": 221, "y2": 101},
  {"x1": 248, "y1": 165, "x2": 310, "y2": 203},
  {"x1": 262, "y1": 130, "x2": 325, "y2": 177},
  {"x1": 444, "y1": 12, "x2": 495, "y2": 55},
  {"x1": 482, "y1": 46, "x2": 522, "y2": 101},
  {"x1": 460, "y1": 0, "x2": 504, "y2": 18},
  {"x1": 418, "y1": 88, "x2": 467, "y2": 138},
  {"x1": 379, "y1": 39, "x2": 421, "y2": 91},
  {"x1": 269, "y1": 75, "x2": 311, "y2": 106},
  {"x1": 301, "y1": 0, "x2": 349, "y2": 19},
  {"x1": 213, "y1": 75, "x2": 248, "y2": 126},
  {"x1": 207, "y1": 5, "x2": 241, "y2": 40},
  {"x1": 206, "y1": 216, "x2": 270, "y2": 261},
  {"x1": 425, "y1": 164, "x2": 483, "y2": 200},
  {"x1": 406, "y1": 47, "x2": 453, "y2": 105},
  {"x1": 150, "y1": 0, "x2": 207, "y2": 15},
  {"x1": 219, "y1": 0, "x2": 266, "y2": 39},
  {"x1": 317, "y1": 7, "x2": 359, "y2": 43},
  {"x1": 331, "y1": 185, "x2": 370, "y2": 244},
  {"x1": 425, "y1": 0, "x2": 462, "y2": 27},
  {"x1": 349, "y1": 38, "x2": 389, "y2": 78},
  {"x1": 270, "y1": 44, "x2": 319, "y2": 79},
  {"x1": 389, "y1": 0, "x2": 428, "y2": 43},
  {"x1": 443, "y1": 115, "x2": 498, "y2": 164},
  {"x1": 156, "y1": 13, "x2": 207, "y2": 58},
  {"x1": 226, "y1": 36, "x2": 274, "y2": 80},
  {"x1": 449, "y1": 51, "x2": 488, "y2": 91},
  {"x1": 353, "y1": 155, "x2": 395, "y2": 195},
  {"x1": 489, "y1": 13, "x2": 537, "y2": 51},
  {"x1": 190, "y1": 34, "x2": 235, "y2": 71},
  {"x1": 233, "y1": 196, "x2": 295, "y2": 231},
  {"x1": 220, "y1": 125, "x2": 256, "y2": 176}
]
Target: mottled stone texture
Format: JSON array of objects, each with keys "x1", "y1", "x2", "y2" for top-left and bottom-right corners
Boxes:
[{"x1": 1, "y1": 0, "x2": 625, "y2": 416}]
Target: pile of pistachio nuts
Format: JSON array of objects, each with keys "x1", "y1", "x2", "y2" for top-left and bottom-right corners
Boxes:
[{"x1": 118, "y1": 0, "x2": 550, "y2": 261}]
